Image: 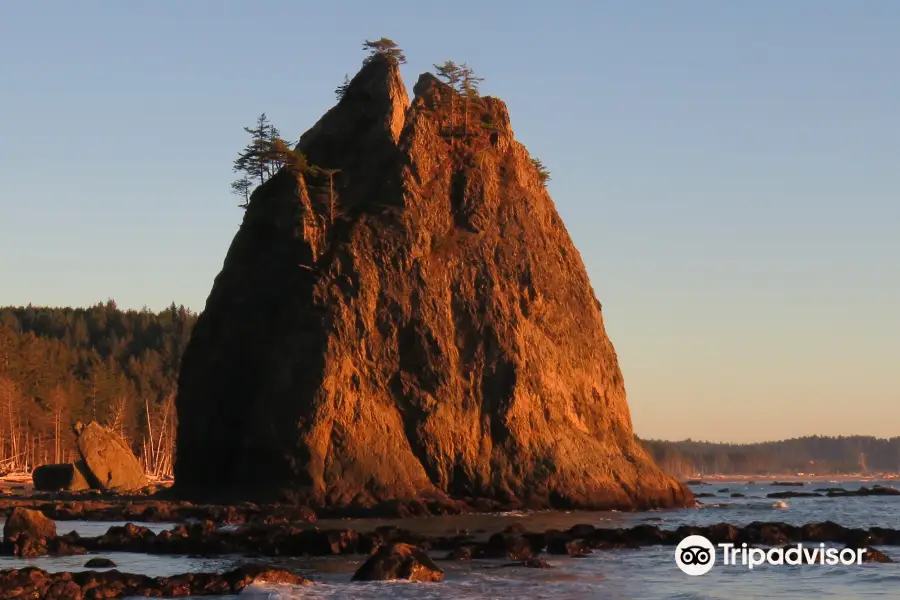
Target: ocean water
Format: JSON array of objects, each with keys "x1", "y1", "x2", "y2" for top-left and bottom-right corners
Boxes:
[{"x1": 2, "y1": 479, "x2": 899, "y2": 599}]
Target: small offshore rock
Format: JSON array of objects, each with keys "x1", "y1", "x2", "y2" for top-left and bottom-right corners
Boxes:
[
  {"x1": 84, "y1": 557, "x2": 117, "y2": 568},
  {"x1": 352, "y1": 542, "x2": 444, "y2": 582},
  {"x1": 854, "y1": 547, "x2": 894, "y2": 563}
]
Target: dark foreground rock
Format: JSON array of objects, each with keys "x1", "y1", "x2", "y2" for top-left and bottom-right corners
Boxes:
[
  {"x1": 32, "y1": 463, "x2": 92, "y2": 492},
  {"x1": 73, "y1": 421, "x2": 149, "y2": 491},
  {"x1": 2, "y1": 507, "x2": 65, "y2": 556},
  {"x1": 0, "y1": 565, "x2": 307, "y2": 598},
  {"x1": 352, "y1": 542, "x2": 443, "y2": 582},
  {"x1": 174, "y1": 53, "x2": 692, "y2": 512}
]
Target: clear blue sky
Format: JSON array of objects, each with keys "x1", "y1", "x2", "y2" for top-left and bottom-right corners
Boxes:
[{"x1": 1, "y1": 1, "x2": 897, "y2": 443}]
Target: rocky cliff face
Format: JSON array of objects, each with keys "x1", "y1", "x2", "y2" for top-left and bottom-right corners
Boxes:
[{"x1": 174, "y1": 55, "x2": 692, "y2": 511}]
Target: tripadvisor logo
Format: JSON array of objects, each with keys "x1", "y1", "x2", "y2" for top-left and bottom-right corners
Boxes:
[{"x1": 675, "y1": 535, "x2": 866, "y2": 575}]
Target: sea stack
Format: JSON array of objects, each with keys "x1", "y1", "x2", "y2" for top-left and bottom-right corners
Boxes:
[{"x1": 174, "y1": 54, "x2": 692, "y2": 511}]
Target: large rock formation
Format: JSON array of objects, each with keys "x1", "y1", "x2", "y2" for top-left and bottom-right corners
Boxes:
[{"x1": 175, "y1": 55, "x2": 692, "y2": 511}]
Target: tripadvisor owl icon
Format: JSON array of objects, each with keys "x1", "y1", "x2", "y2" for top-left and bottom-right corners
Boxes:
[{"x1": 675, "y1": 535, "x2": 716, "y2": 576}]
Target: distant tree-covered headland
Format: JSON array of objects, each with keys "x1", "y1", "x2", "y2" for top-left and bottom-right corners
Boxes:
[
  {"x1": 0, "y1": 302, "x2": 194, "y2": 476},
  {"x1": 639, "y1": 436, "x2": 900, "y2": 477}
]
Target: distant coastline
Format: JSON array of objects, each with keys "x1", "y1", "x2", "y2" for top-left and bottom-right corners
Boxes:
[
  {"x1": 684, "y1": 473, "x2": 900, "y2": 482},
  {"x1": 640, "y1": 436, "x2": 900, "y2": 479}
]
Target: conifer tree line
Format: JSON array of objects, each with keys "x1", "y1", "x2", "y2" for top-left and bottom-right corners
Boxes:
[
  {"x1": 640, "y1": 436, "x2": 900, "y2": 476},
  {"x1": 3, "y1": 300, "x2": 896, "y2": 478},
  {"x1": 0, "y1": 302, "x2": 194, "y2": 475}
]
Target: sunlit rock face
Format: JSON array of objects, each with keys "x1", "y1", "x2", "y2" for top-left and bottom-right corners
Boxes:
[{"x1": 174, "y1": 55, "x2": 692, "y2": 512}]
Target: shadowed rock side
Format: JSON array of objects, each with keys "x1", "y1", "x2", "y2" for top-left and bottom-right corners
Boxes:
[{"x1": 175, "y1": 54, "x2": 692, "y2": 511}]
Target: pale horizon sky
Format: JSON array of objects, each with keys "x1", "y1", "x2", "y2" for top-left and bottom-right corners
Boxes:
[{"x1": 1, "y1": 2, "x2": 897, "y2": 444}]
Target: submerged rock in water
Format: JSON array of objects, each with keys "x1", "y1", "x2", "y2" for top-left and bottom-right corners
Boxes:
[
  {"x1": 32, "y1": 462, "x2": 92, "y2": 492},
  {"x1": 352, "y1": 542, "x2": 444, "y2": 582},
  {"x1": 498, "y1": 557, "x2": 555, "y2": 569},
  {"x1": 174, "y1": 53, "x2": 692, "y2": 512},
  {"x1": 768, "y1": 491, "x2": 823, "y2": 498},
  {"x1": 83, "y1": 557, "x2": 117, "y2": 568},
  {"x1": 73, "y1": 421, "x2": 149, "y2": 492},
  {"x1": 826, "y1": 486, "x2": 900, "y2": 497}
]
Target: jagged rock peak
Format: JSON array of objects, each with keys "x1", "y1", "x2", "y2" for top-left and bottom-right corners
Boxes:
[
  {"x1": 411, "y1": 72, "x2": 512, "y2": 135},
  {"x1": 174, "y1": 53, "x2": 693, "y2": 513},
  {"x1": 299, "y1": 54, "x2": 408, "y2": 151}
]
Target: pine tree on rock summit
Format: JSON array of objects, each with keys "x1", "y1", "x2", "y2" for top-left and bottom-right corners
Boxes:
[
  {"x1": 457, "y1": 63, "x2": 485, "y2": 135},
  {"x1": 434, "y1": 60, "x2": 462, "y2": 134},
  {"x1": 362, "y1": 37, "x2": 406, "y2": 64}
]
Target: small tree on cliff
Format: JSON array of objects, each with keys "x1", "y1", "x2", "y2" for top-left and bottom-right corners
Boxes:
[
  {"x1": 335, "y1": 74, "x2": 351, "y2": 100},
  {"x1": 233, "y1": 113, "x2": 274, "y2": 186},
  {"x1": 434, "y1": 60, "x2": 461, "y2": 134},
  {"x1": 267, "y1": 137, "x2": 308, "y2": 175},
  {"x1": 362, "y1": 37, "x2": 406, "y2": 64},
  {"x1": 457, "y1": 63, "x2": 484, "y2": 135},
  {"x1": 231, "y1": 113, "x2": 300, "y2": 209},
  {"x1": 317, "y1": 168, "x2": 342, "y2": 224},
  {"x1": 231, "y1": 177, "x2": 252, "y2": 208},
  {"x1": 531, "y1": 157, "x2": 551, "y2": 184}
]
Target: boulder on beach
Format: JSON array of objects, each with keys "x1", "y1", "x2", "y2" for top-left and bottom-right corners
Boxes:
[
  {"x1": 32, "y1": 461, "x2": 92, "y2": 492},
  {"x1": 73, "y1": 421, "x2": 149, "y2": 492},
  {"x1": 351, "y1": 543, "x2": 444, "y2": 582},
  {"x1": 174, "y1": 54, "x2": 693, "y2": 512}
]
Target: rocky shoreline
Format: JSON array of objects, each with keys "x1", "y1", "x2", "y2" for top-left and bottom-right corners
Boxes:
[
  {"x1": 3, "y1": 499, "x2": 899, "y2": 596},
  {"x1": 4, "y1": 479, "x2": 898, "y2": 524},
  {"x1": 0, "y1": 492, "x2": 611, "y2": 523},
  {"x1": 5, "y1": 514, "x2": 900, "y2": 560},
  {"x1": 1, "y1": 517, "x2": 896, "y2": 597}
]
